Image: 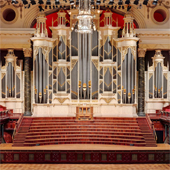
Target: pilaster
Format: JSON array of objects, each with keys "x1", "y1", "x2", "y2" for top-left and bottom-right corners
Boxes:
[
  {"x1": 138, "y1": 48, "x2": 146, "y2": 116},
  {"x1": 23, "y1": 48, "x2": 32, "y2": 116}
]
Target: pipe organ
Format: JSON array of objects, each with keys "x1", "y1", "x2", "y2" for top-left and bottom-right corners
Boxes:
[
  {"x1": 0, "y1": 49, "x2": 23, "y2": 99},
  {"x1": 0, "y1": 8, "x2": 169, "y2": 117},
  {"x1": 30, "y1": 10, "x2": 140, "y2": 117},
  {"x1": 146, "y1": 50, "x2": 169, "y2": 100},
  {"x1": 31, "y1": 12, "x2": 54, "y2": 104},
  {"x1": 114, "y1": 12, "x2": 138, "y2": 104},
  {"x1": 0, "y1": 49, "x2": 23, "y2": 113}
]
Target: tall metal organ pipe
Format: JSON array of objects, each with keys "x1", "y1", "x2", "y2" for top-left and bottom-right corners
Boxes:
[{"x1": 38, "y1": 48, "x2": 43, "y2": 103}]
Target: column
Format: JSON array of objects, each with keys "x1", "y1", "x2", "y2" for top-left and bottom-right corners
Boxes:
[
  {"x1": 168, "y1": 125, "x2": 170, "y2": 144},
  {"x1": 23, "y1": 48, "x2": 32, "y2": 116},
  {"x1": 1, "y1": 124, "x2": 4, "y2": 143},
  {"x1": 138, "y1": 48, "x2": 146, "y2": 116}
]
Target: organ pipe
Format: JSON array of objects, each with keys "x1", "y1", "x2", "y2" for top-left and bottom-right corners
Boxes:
[
  {"x1": 43, "y1": 53, "x2": 46, "y2": 103},
  {"x1": 148, "y1": 50, "x2": 168, "y2": 99},
  {"x1": 88, "y1": 33, "x2": 91, "y2": 99},
  {"x1": 122, "y1": 48, "x2": 135, "y2": 104},
  {"x1": 34, "y1": 48, "x2": 49, "y2": 104},
  {"x1": 79, "y1": 32, "x2": 91, "y2": 99},
  {"x1": 38, "y1": 48, "x2": 42, "y2": 103},
  {"x1": 35, "y1": 55, "x2": 39, "y2": 103},
  {"x1": 79, "y1": 34, "x2": 82, "y2": 99},
  {"x1": 0, "y1": 49, "x2": 21, "y2": 99}
]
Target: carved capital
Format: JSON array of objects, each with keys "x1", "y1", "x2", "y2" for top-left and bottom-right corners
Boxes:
[
  {"x1": 23, "y1": 48, "x2": 32, "y2": 57},
  {"x1": 138, "y1": 48, "x2": 146, "y2": 58}
]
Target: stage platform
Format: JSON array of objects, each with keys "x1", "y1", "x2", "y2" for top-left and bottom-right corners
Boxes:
[{"x1": 1, "y1": 143, "x2": 170, "y2": 164}]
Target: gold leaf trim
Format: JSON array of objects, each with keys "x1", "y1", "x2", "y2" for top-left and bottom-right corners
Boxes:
[
  {"x1": 104, "y1": 66, "x2": 112, "y2": 76},
  {"x1": 104, "y1": 50, "x2": 112, "y2": 56},
  {"x1": 54, "y1": 97, "x2": 69, "y2": 104},
  {"x1": 58, "y1": 67, "x2": 66, "y2": 76},
  {"x1": 58, "y1": 50, "x2": 66, "y2": 55},
  {"x1": 99, "y1": 80, "x2": 103, "y2": 85},
  {"x1": 92, "y1": 59, "x2": 98, "y2": 71},
  {"x1": 164, "y1": 73, "x2": 168, "y2": 80},
  {"x1": 16, "y1": 73, "x2": 20, "y2": 79},
  {"x1": 1, "y1": 73, "x2": 6, "y2": 80},
  {"x1": 92, "y1": 90, "x2": 98, "y2": 96},
  {"x1": 71, "y1": 59, "x2": 78, "y2": 71},
  {"x1": 100, "y1": 88, "x2": 103, "y2": 92},
  {"x1": 58, "y1": 81, "x2": 66, "y2": 87},
  {"x1": 67, "y1": 80, "x2": 70, "y2": 85},
  {"x1": 92, "y1": 45, "x2": 98, "y2": 51},
  {"x1": 71, "y1": 45, "x2": 78, "y2": 51},
  {"x1": 71, "y1": 90, "x2": 78, "y2": 96},
  {"x1": 100, "y1": 98, "x2": 116, "y2": 104},
  {"x1": 149, "y1": 73, "x2": 153, "y2": 80},
  {"x1": 104, "y1": 81, "x2": 112, "y2": 88}
]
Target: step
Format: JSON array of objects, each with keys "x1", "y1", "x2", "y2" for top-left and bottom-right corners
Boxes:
[
  {"x1": 24, "y1": 136, "x2": 145, "y2": 142},
  {"x1": 28, "y1": 122, "x2": 139, "y2": 125},
  {"x1": 23, "y1": 140, "x2": 146, "y2": 147},
  {"x1": 26, "y1": 131, "x2": 144, "y2": 136},
  {"x1": 28, "y1": 125, "x2": 141, "y2": 129},
  {"x1": 25, "y1": 134, "x2": 145, "y2": 140}
]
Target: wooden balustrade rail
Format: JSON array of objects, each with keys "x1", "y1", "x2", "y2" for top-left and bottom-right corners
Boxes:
[
  {"x1": 146, "y1": 114, "x2": 157, "y2": 141},
  {"x1": 0, "y1": 110, "x2": 10, "y2": 119},
  {"x1": 146, "y1": 114, "x2": 153, "y2": 132},
  {"x1": 16, "y1": 113, "x2": 24, "y2": 133}
]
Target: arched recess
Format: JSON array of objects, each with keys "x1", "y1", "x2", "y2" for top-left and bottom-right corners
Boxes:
[
  {"x1": 111, "y1": 7, "x2": 146, "y2": 28},
  {"x1": 130, "y1": 6, "x2": 147, "y2": 28},
  {"x1": 23, "y1": 6, "x2": 61, "y2": 28},
  {"x1": 23, "y1": 6, "x2": 39, "y2": 28},
  {"x1": 23, "y1": 6, "x2": 146, "y2": 29}
]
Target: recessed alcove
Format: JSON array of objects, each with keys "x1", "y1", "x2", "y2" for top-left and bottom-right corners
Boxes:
[{"x1": 3, "y1": 8, "x2": 16, "y2": 22}]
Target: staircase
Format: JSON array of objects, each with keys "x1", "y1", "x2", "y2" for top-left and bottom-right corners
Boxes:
[
  {"x1": 137, "y1": 118, "x2": 157, "y2": 147},
  {"x1": 12, "y1": 118, "x2": 32, "y2": 146},
  {"x1": 13, "y1": 117, "x2": 157, "y2": 147}
]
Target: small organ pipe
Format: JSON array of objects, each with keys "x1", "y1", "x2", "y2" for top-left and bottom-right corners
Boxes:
[
  {"x1": 35, "y1": 55, "x2": 39, "y2": 103},
  {"x1": 38, "y1": 48, "x2": 42, "y2": 103},
  {"x1": 131, "y1": 53, "x2": 133, "y2": 103},
  {"x1": 43, "y1": 54, "x2": 46, "y2": 103}
]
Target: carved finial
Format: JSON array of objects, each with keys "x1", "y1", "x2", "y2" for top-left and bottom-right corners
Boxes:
[
  {"x1": 34, "y1": 12, "x2": 48, "y2": 38},
  {"x1": 4, "y1": 49, "x2": 17, "y2": 63},
  {"x1": 122, "y1": 11, "x2": 136, "y2": 38}
]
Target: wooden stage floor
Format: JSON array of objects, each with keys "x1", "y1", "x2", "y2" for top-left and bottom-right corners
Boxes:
[
  {"x1": 1, "y1": 143, "x2": 170, "y2": 151},
  {"x1": 1, "y1": 164, "x2": 170, "y2": 170},
  {"x1": 1, "y1": 143, "x2": 170, "y2": 164}
]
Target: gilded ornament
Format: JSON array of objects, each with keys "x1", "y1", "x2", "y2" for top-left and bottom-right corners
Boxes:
[
  {"x1": 39, "y1": 92, "x2": 42, "y2": 98},
  {"x1": 78, "y1": 80, "x2": 81, "y2": 88},
  {"x1": 44, "y1": 89, "x2": 46, "y2": 95},
  {"x1": 58, "y1": 81, "x2": 66, "y2": 87},
  {"x1": 92, "y1": 59, "x2": 98, "y2": 71},
  {"x1": 132, "y1": 89, "x2": 135, "y2": 95},
  {"x1": 71, "y1": 59, "x2": 78, "y2": 71},
  {"x1": 128, "y1": 92, "x2": 131, "y2": 99},
  {"x1": 100, "y1": 97, "x2": 116, "y2": 104},
  {"x1": 71, "y1": 90, "x2": 78, "y2": 96},
  {"x1": 104, "y1": 81, "x2": 112, "y2": 88},
  {"x1": 88, "y1": 80, "x2": 91, "y2": 88},
  {"x1": 1, "y1": 73, "x2": 6, "y2": 79}
]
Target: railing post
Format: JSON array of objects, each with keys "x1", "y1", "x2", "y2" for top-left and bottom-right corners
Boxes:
[{"x1": 165, "y1": 125, "x2": 167, "y2": 138}]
